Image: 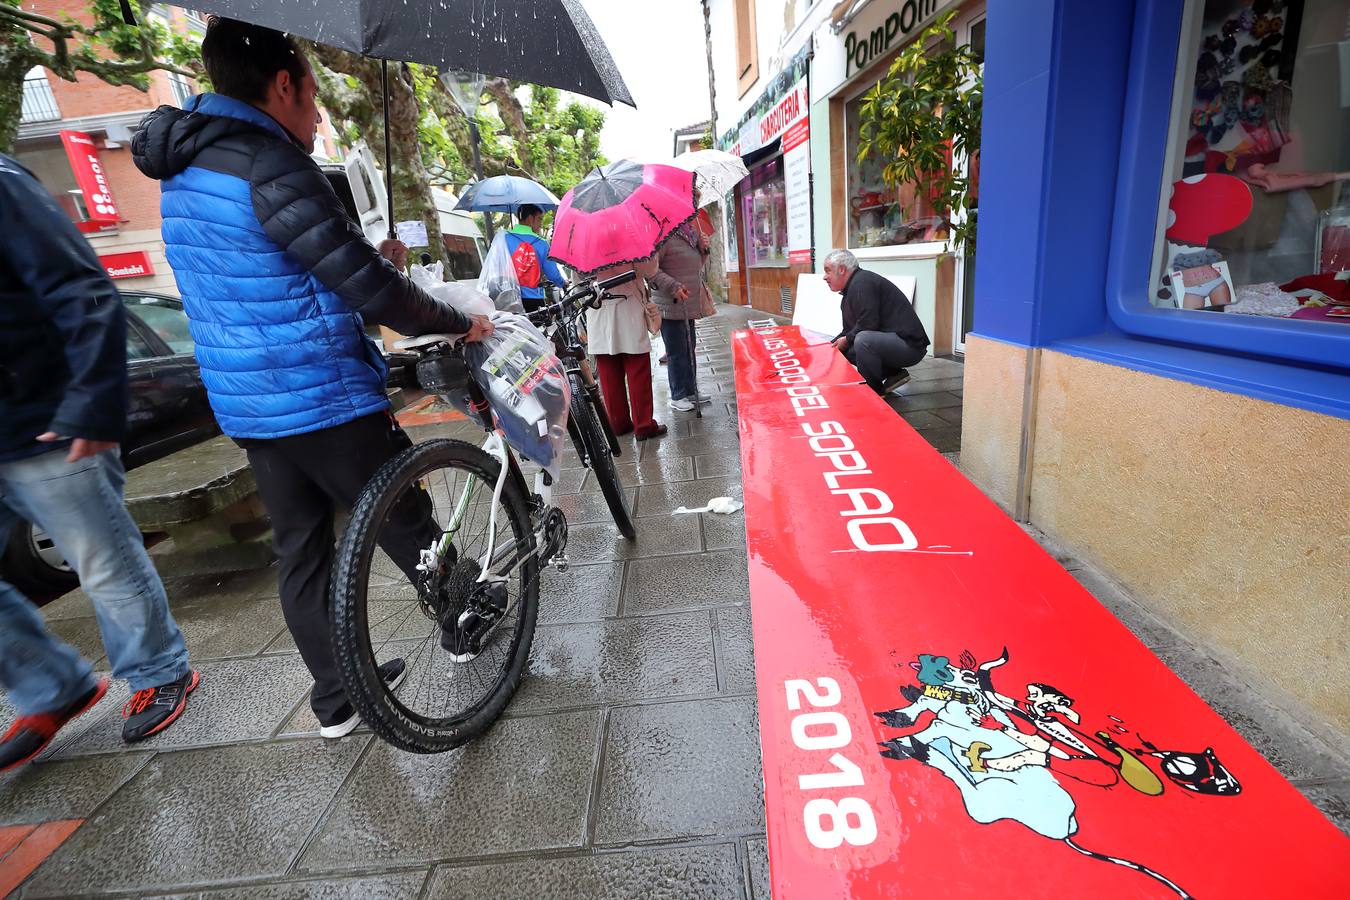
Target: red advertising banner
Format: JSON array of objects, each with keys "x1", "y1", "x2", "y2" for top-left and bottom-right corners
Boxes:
[
  {"x1": 99, "y1": 251, "x2": 154, "y2": 280},
  {"x1": 736, "y1": 326, "x2": 1350, "y2": 898},
  {"x1": 781, "y1": 117, "x2": 810, "y2": 154},
  {"x1": 732, "y1": 323, "x2": 860, "y2": 396},
  {"x1": 59, "y1": 130, "x2": 120, "y2": 223}
]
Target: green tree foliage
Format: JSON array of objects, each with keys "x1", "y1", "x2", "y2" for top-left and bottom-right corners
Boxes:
[
  {"x1": 0, "y1": 0, "x2": 201, "y2": 152},
  {"x1": 855, "y1": 11, "x2": 982, "y2": 252}
]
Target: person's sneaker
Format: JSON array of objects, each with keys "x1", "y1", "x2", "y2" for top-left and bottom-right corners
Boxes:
[
  {"x1": 659, "y1": 354, "x2": 668, "y2": 365},
  {"x1": 318, "y1": 659, "x2": 407, "y2": 739},
  {"x1": 0, "y1": 678, "x2": 108, "y2": 772},
  {"x1": 880, "y1": 370, "x2": 912, "y2": 394},
  {"x1": 670, "y1": 397, "x2": 696, "y2": 412},
  {"x1": 122, "y1": 669, "x2": 200, "y2": 743}
]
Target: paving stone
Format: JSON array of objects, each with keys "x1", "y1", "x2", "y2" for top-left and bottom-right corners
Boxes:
[
  {"x1": 300, "y1": 711, "x2": 599, "y2": 870},
  {"x1": 0, "y1": 752, "x2": 149, "y2": 826},
  {"x1": 917, "y1": 425, "x2": 962, "y2": 454},
  {"x1": 596, "y1": 697, "x2": 765, "y2": 844},
  {"x1": 170, "y1": 593, "x2": 291, "y2": 660},
  {"x1": 887, "y1": 391, "x2": 963, "y2": 412},
  {"x1": 636, "y1": 477, "x2": 743, "y2": 518},
  {"x1": 692, "y1": 453, "x2": 741, "y2": 479},
  {"x1": 903, "y1": 376, "x2": 965, "y2": 394},
  {"x1": 553, "y1": 488, "x2": 638, "y2": 526},
  {"x1": 643, "y1": 432, "x2": 741, "y2": 461},
  {"x1": 715, "y1": 604, "x2": 756, "y2": 695},
  {"x1": 624, "y1": 549, "x2": 749, "y2": 616},
  {"x1": 22, "y1": 739, "x2": 366, "y2": 896},
  {"x1": 537, "y1": 562, "x2": 624, "y2": 625},
  {"x1": 1153, "y1": 647, "x2": 1350, "y2": 784},
  {"x1": 43, "y1": 616, "x2": 106, "y2": 667},
  {"x1": 898, "y1": 410, "x2": 949, "y2": 430},
  {"x1": 52, "y1": 655, "x2": 312, "y2": 757},
  {"x1": 424, "y1": 844, "x2": 743, "y2": 899},
  {"x1": 565, "y1": 516, "x2": 702, "y2": 564},
  {"x1": 514, "y1": 612, "x2": 716, "y2": 713},
  {"x1": 701, "y1": 511, "x2": 746, "y2": 553},
  {"x1": 157, "y1": 870, "x2": 431, "y2": 899},
  {"x1": 1292, "y1": 781, "x2": 1350, "y2": 837},
  {"x1": 747, "y1": 836, "x2": 771, "y2": 900},
  {"x1": 33, "y1": 589, "x2": 95, "y2": 621},
  {"x1": 931, "y1": 405, "x2": 965, "y2": 425},
  {"x1": 588, "y1": 455, "x2": 696, "y2": 490},
  {"x1": 550, "y1": 466, "x2": 588, "y2": 494}
]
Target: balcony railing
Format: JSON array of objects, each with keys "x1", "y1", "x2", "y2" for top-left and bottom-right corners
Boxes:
[{"x1": 21, "y1": 74, "x2": 60, "y2": 124}]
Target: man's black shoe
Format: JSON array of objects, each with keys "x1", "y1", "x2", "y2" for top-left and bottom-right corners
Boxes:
[
  {"x1": 318, "y1": 659, "x2": 406, "y2": 739},
  {"x1": 122, "y1": 669, "x2": 200, "y2": 743},
  {"x1": 1, "y1": 678, "x2": 108, "y2": 772},
  {"x1": 880, "y1": 370, "x2": 912, "y2": 394}
]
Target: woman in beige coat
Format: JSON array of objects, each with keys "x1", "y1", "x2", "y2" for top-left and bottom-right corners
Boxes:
[{"x1": 586, "y1": 256, "x2": 666, "y2": 440}]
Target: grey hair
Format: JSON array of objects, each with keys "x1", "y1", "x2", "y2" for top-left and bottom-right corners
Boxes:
[{"x1": 824, "y1": 248, "x2": 858, "y2": 272}]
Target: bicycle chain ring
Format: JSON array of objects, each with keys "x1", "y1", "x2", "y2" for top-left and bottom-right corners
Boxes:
[{"x1": 541, "y1": 507, "x2": 568, "y2": 568}]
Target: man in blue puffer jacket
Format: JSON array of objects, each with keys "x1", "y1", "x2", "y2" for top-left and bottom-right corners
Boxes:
[{"x1": 133, "y1": 17, "x2": 493, "y2": 739}]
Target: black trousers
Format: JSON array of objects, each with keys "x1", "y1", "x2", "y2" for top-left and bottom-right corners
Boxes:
[
  {"x1": 239, "y1": 412, "x2": 435, "y2": 724},
  {"x1": 844, "y1": 331, "x2": 928, "y2": 393}
]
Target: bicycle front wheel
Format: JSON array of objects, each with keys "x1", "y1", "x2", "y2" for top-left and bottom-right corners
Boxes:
[
  {"x1": 331, "y1": 438, "x2": 539, "y2": 753},
  {"x1": 570, "y1": 376, "x2": 636, "y2": 540}
]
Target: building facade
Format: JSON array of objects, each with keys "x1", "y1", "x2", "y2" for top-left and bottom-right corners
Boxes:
[
  {"x1": 13, "y1": 2, "x2": 343, "y2": 297},
  {"x1": 965, "y1": 0, "x2": 1350, "y2": 733},
  {"x1": 707, "y1": 0, "x2": 984, "y2": 354}
]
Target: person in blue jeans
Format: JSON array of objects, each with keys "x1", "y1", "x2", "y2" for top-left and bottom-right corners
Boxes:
[
  {"x1": 0, "y1": 154, "x2": 197, "y2": 772},
  {"x1": 650, "y1": 221, "x2": 712, "y2": 411}
]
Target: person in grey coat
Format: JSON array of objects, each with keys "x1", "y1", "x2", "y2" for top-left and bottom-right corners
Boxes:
[{"x1": 649, "y1": 222, "x2": 709, "y2": 411}]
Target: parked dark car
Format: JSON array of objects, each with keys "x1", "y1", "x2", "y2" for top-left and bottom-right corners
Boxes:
[{"x1": 1, "y1": 291, "x2": 218, "y2": 595}]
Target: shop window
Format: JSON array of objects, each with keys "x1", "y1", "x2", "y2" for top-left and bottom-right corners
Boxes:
[
  {"x1": 735, "y1": 0, "x2": 760, "y2": 97},
  {"x1": 844, "y1": 89, "x2": 948, "y2": 249},
  {"x1": 1151, "y1": 0, "x2": 1350, "y2": 328},
  {"x1": 741, "y1": 156, "x2": 789, "y2": 267}
]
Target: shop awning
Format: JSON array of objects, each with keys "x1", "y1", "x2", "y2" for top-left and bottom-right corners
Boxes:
[{"x1": 742, "y1": 137, "x2": 781, "y2": 169}]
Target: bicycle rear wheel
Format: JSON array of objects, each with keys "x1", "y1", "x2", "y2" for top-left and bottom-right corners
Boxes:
[
  {"x1": 570, "y1": 376, "x2": 636, "y2": 540},
  {"x1": 331, "y1": 438, "x2": 539, "y2": 753}
]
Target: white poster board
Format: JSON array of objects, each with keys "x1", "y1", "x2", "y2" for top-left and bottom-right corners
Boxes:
[{"x1": 791, "y1": 272, "x2": 919, "y2": 344}]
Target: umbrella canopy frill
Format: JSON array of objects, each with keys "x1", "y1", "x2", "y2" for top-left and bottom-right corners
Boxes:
[
  {"x1": 180, "y1": 0, "x2": 634, "y2": 107},
  {"x1": 455, "y1": 175, "x2": 562, "y2": 212},
  {"x1": 548, "y1": 160, "x2": 699, "y2": 277}
]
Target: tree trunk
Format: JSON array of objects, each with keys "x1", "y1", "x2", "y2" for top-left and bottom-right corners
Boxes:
[
  {"x1": 309, "y1": 46, "x2": 446, "y2": 266},
  {"x1": 0, "y1": 24, "x2": 38, "y2": 154}
]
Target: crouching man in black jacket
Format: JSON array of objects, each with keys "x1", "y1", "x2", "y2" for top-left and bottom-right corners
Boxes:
[
  {"x1": 824, "y1": 248, "x2": 931, "y2": 395},
  {"x1": 0, "y1": 155, "x2": 199, "y2": 771}
]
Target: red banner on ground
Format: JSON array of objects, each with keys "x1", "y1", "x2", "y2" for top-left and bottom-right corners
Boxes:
[
  {"x1": 736, "y1": 328, "x2": 1350, "y2": 899},
  {"x1": 732, "y1": 322, "x2": 860, "y2": 396}
]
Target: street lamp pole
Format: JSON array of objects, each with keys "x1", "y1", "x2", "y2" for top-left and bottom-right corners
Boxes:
[{"x1": 442, "y1": 70, "x2": 494, "y2": 241}]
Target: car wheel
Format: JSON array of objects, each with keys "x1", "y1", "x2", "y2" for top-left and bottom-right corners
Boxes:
[{"x1": 2, "y1": 520, "x2": 80, "y2": 596}]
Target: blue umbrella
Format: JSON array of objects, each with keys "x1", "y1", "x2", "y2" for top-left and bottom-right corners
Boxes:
[{"x1": 455, "y1": 176, "x2": 562, "y2": 213}]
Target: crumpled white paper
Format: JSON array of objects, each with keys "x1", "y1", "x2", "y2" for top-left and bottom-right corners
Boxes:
[{"x1": 673, "y1": 497, "x2": 744, "y2": 515}]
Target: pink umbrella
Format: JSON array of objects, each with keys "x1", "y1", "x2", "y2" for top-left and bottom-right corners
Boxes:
[{"x1": 548, "y1": 160, "x2": 698, "y2": 275}]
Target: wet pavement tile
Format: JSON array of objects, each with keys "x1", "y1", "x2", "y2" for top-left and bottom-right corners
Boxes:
[
  {"x1": 565, "y1": 517, "x2": 702, "y2": 564},
  {"x1": 692, "y1": 452, "x2": 740, "y2": 479},
  {"x1": 746, "y1": 837, "x2": 770, "y2": 900},
  {"x1": 595, "y1": 697, "x2": 765, "y2": 845},
  {"x1": 700, "y1": 511, "x2": 747, "y2": 553},
  {"x1": 424, "y1": 844, "x2": 743, "y2": 899},
  {"x1": 898, "y1": 410, "x2": 950, "y2": 430},
  {"x1": 903, "y1": 376, "x2": 965, "y2": 394},
  {"x1": 931, "y1": 404, "x2": 965, "y2": 425},
  {"x1": 915, "y1": 425, "x2": 962, "y2": 454},
  {"x1": 43, "y1": 616, "x2": 106, "y2": 668},
  {"x1": 635, "y1": 477, "x2": 743, "y2": 518},
  {"x1": 1292, "y1": 781, "x2": 1350, "y2": 836},
  {"x1": 887, "y1": 391, "x2": 963, "y2": 412},
  {"x1": 170, "y1": 592, "x2": 291, "y2": 660},
  {"x1": 0, "y1": 752, "x2": 149, "y2": 826},
  {"x1": 714, "y1": 604, "x2": 756, "y2": 695},
  {"x1": 623, "y1": 549, "x2": 750, "y2": 616},
  {"x1": 537, "y1": 561, "x2": 624, "y2": 625},
  {"x1": 592, "y1": 454, "x2": 696, "y2": 489},
  {"x1": 154, "y1": 870, "x2": 431, "y2": 899},
  {"x1": 300, "y1": 711, "x2": 600, "y2": 870},
  {"x1": 513, "y1": 612, "x2": 717, "y2": 713},
  {"x1": 642, "y1": 432, "x2": 741, "y2": 461},
  {"x1": 21, "y1": 739, "x2": 367, "y2": 897},
  {"x1": 553, "y1": 488, "x2": 638, "y2": 526},
  {"x1": 51, "y1": 655, "x2": 313, "y2": 757}
]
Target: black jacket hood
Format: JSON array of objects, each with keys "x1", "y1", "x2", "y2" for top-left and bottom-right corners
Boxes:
[{"x1": 132, "y1": 103, "x2": 268, "y2": 181}]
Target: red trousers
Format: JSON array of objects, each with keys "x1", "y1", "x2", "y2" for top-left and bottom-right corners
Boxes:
[{"x1": 594, "y1": 353, "x2": 656, "y2": 434}]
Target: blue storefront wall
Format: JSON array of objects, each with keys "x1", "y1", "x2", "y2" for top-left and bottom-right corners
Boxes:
[{"x1": 973, "y1": 0, "x2": 1350, "y2": 420}]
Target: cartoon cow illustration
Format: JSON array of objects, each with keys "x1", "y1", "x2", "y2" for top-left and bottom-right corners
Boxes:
[{"x1": 877, "y1": 650, "x2": 1194, "y2": 898}]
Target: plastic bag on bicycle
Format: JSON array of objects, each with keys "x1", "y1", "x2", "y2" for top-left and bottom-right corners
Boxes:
[
  {"x1": 476, "y1": 233, "x2": 528, "y2": 315},
  {"x1": 462, "y1": 312, "x2": 572, "y2": 478},
  {"x1": 409, "y1": 262, "x2": 495, "y2": 319}
]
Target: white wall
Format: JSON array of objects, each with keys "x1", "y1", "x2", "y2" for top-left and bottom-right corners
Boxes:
[{"x1": 708, "y1": 0, "x2": 836, "y2": 142}]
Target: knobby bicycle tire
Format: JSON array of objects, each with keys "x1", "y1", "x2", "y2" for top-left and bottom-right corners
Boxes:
[
  {"x1": 569, "y1": 375, "x2": 636, "y2": 540},
  {"x1": 331, "y1": 438, "x2": 539, "y2": 753}
]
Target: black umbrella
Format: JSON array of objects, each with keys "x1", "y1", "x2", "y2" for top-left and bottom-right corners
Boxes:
[{"x1": 125, "y1": 1, "x2": 634, "y2": 235}]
